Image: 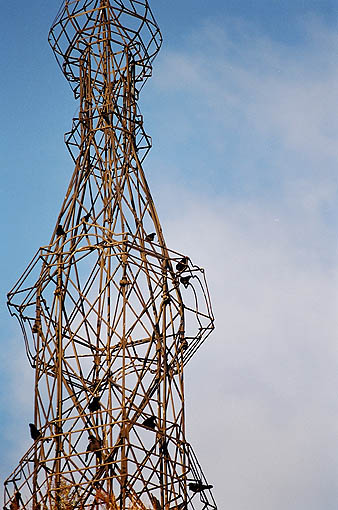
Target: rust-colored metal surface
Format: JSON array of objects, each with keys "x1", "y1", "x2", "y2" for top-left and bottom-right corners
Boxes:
[{"x1": 4, "y1": 2, "x2": 217, "y2": 509}]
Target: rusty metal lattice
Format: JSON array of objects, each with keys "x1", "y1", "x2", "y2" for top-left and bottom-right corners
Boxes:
[{"x1": 4, "y1": 2, "x2": 217, "y2": 510}]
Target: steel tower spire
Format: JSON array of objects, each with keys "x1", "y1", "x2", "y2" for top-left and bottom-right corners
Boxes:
[{"x1": 4, "y1": 2, "x2": 217, "y2": 509}]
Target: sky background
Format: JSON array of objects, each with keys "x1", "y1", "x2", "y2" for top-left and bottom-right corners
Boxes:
[{"x1": 1, "y1": 1, "x2": 338, "y2": 509}]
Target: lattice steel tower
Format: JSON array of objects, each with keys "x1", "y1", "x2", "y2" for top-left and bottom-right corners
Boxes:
[{"x1": 4, "y1": 2, "x2": 217, "y2": 510}]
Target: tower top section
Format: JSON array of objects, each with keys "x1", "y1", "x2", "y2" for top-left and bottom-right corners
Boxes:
[{"x1": 49, "y1": 0, "x2": 162, "y2": 95}]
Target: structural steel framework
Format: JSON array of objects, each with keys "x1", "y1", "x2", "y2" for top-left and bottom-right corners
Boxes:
[{"x1": 4, "y1": 2, "x2": 217, "y2": 510}]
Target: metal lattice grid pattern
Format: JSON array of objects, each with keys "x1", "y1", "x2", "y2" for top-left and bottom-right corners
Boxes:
[{"x1": 4, "y1": 2, "x2": 217, "y2": 510}]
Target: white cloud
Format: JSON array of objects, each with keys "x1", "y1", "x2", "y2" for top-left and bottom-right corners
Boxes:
[
  {"x1": 148, "y1": 16, "x2": 338, "y2": 188},
  {"x1": 160, "y1": 190, "x2": 338, "y2": 510},
  {"x1": 144, "y1": 16, "x2": 338, "y2": 510}
]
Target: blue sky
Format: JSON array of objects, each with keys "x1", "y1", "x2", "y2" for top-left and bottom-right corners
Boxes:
[{"x1": 1, "y1": 1, "x2": 338, "y2": 509}]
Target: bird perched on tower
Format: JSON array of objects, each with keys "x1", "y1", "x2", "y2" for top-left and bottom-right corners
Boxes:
[
  {"x1": 188, "y1": 481, "x2": 213, "y2": 493},
  {"x1": 29, "y1": 423, "x2": 41, "y2": 441},
  {"x1": 85, "y1": 434, "x2": 102, "y2": 462}
]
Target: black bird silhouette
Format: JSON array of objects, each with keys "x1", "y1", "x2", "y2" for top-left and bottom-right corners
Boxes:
[
  {"x1": 142, "y1": 415, "x2": 157, "y2": 430},
  {"x1": 88, "y1": 396, "x2": 101, "y2": 413},
  {"x1": 188, "y1": 481, "x2": 213, "y2": 493},
  {"x1": 180, "y1": 339, "x2": 188, "y2": 351},
  {"x1": 29, "y1": 423, "x2": 41, "y2": 441},
  {"x1": 176, "y1": 257, "x2": 188, "y2": 272},
  {"x1": 83, "y1": 213, "x2": 91, "y2": 222},
  {"x1": 85, "y1": 434, "x2": 102, "y2": 462},
  {"x1": 159, "y1": 439, "x2": 169, "y2": 457},
  {"x1": 56, "y1": 224, "x2": 65, "y2": 237},
  {"x1": 145, "y1": 232, "x2": 156, "y2": 242},
  {"x1": 32, "y1": 321, "x2": 40, "y2": 334},
  {"x1": 101, "y1": 111, "x2": 111, "y2": 124},
  {"x1": 180, "y1": 276, "x2": 191, "y2": 288}
]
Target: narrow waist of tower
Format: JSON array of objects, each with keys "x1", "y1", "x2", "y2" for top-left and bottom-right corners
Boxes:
[{"x1": 78, "y1": 44, "x2": 139, "y2": 136}]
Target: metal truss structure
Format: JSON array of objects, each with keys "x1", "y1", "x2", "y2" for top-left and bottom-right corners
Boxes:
[{"x1": 4, "y1": 2, "x2": 217, "y2": 510}]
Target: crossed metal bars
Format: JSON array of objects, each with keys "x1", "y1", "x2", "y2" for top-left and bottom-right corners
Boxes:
[{"x1": 4, "y1": 2, "x2": 217, "y2": 509}]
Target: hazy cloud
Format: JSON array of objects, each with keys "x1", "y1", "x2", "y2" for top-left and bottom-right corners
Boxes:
[
  {"x1": 146, "y1": 17, "x2": 338, "y2": 205},
  {"x1": 144, "y1": 16, "x2": 338, "y2": 510},
  {"x1": 160, "y1": 190, "x2": 338, "y2": 510}
]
